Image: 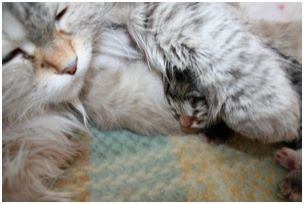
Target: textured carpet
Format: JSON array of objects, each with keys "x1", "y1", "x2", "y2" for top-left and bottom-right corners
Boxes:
[{"x1": 56, "y1": 128, "x2": 288, "y2": 201}]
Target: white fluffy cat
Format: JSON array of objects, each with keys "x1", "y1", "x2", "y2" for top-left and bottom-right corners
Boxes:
[{"x1": 2, "y1": 3, "x2": 179, "y2": 201}]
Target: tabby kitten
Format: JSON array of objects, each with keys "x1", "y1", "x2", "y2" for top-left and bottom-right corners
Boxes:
[
  {"x1": 127, "y1": 2, "x2": 301, "y2": 143},
  {"x1": 164, "y1": 67, "x2": 232, "y2": 143},
  {"x1": 164, "y1": 47, "x2": 302, "y2": 144}
]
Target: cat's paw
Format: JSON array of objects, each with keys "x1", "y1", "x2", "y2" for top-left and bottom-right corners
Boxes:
[
  {"x1": 198, "y1": 122, "x2": 232, "y2": 146},
  {"x1": 275, "y1": 147, "x2": 301, "y2": 170},
  {"x1": 198, "y1": 132, "x2": 223, "y2": 146},
  {"x1": 279, "y1": 169, "x2": 302, "y2": 201}
]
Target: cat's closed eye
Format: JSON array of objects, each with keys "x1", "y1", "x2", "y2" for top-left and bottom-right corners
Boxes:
[
  {"x1": 189, "y1": 96, "x2": 203, "y2": 107},
  {"x1": 55, "y1": 6, "x2": 71, "y2": 35},
  {"x1": 170, "y1": 108, "x2": 180, "y2": 119},
  {"x1": 2, "y1": 48, "x2": 33, "y2": 64},
  {"x1": 55, "y1": 6, "x2": 68, "y2": 21}
]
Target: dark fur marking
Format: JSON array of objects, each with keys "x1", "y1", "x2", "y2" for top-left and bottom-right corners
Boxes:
[
  {"x1": 202, "y1": 121, "x2": 233, "y2": 143},
  {"x1": 223, "y1": 29, "x2": 242, "y2": 46}
]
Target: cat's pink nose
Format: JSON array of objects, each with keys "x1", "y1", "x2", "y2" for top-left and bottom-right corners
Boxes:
[
  {"x1": 63, "y1": 58, "x2": 78, "y2": 75},
  {"x1": 180, "y1": 115, "x2": 196, "y2": 127}
]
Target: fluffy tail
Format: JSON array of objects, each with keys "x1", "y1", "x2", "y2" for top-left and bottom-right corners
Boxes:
[{"x1": 3, "y1": 112, "x2": 88, "y2": 201}]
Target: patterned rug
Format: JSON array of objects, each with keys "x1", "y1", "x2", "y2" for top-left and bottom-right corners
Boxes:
[{"x1": 55, "y1": 127, "x2": 288, "y2": 201}]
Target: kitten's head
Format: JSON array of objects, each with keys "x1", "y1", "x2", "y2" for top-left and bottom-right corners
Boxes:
[
  {"x1": 164, "y1": 68, "x2": 209, "y2": 129},
  {"x1": 2, "y1": 3, "x2": 110, "y2": 120}
]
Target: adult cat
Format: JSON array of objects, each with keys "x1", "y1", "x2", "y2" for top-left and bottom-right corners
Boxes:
[{"x1": 2, "y1": 2, "x2": 179, "y2": 201}]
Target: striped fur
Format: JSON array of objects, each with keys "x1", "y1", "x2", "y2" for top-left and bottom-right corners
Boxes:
[{"x1": 127, "y1": 2, "x2": 301, "y2": 143}]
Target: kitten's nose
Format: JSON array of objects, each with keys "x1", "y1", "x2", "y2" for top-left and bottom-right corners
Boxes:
[
  {"x1": 180, "y1": 115, "x2": 197, "y2": 127},
  {"x1": 63, "y1": 58, "x2": 78, "y2": 75}
]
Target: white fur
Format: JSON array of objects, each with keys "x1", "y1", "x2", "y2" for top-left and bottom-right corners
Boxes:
[
  {"x1": 3, "y1": 3, "x2": 301, "y2": 201},
  {"x1": 84, "y1": 29, "x2": 180, "y2": 135},
  {"x1": 3, "y1": 3, "x2": 180, "y2": 201}
]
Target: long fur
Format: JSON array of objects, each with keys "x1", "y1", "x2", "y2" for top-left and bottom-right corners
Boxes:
[
  {"x1": 3, "y1": 113, "x2": 86, "y2": 201},
  {"x1": 2, "y1": 3, "x2": 301, "y2": 201},
  {"x1": 2, "y1": 3, "x2": 180, "y2": 201},
  {"x1": 126, "y1": 2, "x2": 301, "y2": 143}
]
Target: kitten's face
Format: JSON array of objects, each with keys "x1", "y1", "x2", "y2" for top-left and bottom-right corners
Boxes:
[
  {"x1": 164, "y1": 68, "x2": 209, "y2": 129},
  {"x1": 2, "y1": 3, "x2": 110, "y2": 107}
]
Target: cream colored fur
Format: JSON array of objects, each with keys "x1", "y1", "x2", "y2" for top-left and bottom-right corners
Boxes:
[
  {"x1": 2, "y1": 3, "x2": 301, "y2": 201},
  {"x1": 3, "y1": 3, "x2": 180, "y2": 201}
]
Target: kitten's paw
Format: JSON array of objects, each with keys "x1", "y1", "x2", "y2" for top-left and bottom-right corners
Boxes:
[
  {"x1": 198, "y1": 132, "x2": 222, "y2": 146},
  {"x1": 279, "y1": 169, "x2": 302, "y2": 201},
  {"x1": 198, "y1": 122, "x2": 232, "y2": 146},
  {"x1": 275, "y1": 147, "x2": 301, "y2": 170},
  {"x1": 198, "y1": 131, "x2": 229, "y2": 146}
]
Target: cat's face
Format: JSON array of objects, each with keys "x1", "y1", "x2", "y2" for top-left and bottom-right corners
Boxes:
[
  {"x1": 2, "y1": 3, "x2": 111, "y2": 107},
  {"x1": 164, "y1": 68, "x2": 209, "y2": 129}
]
